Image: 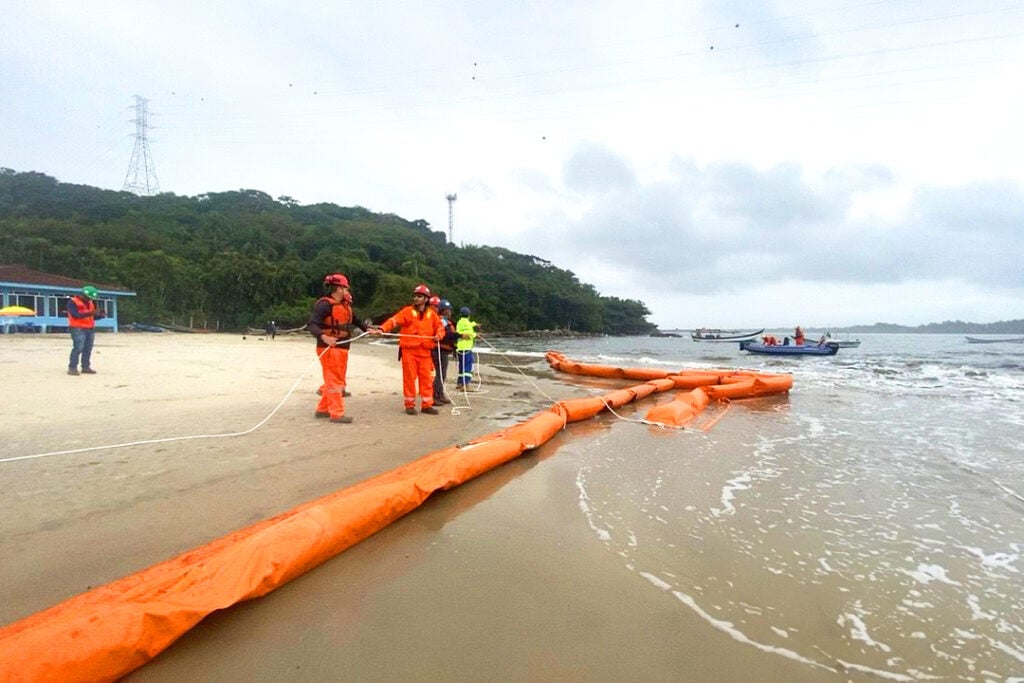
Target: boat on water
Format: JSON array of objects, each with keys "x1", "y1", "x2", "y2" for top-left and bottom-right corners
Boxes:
[
  {"x1": 822, "y1": 331, "x2": 860, "y2": 348},
  {"x1": 965, "y1": 336, "x2": 1024, "y2": 344},
  {"x1": 691, "y1": 327, "x2": 764, "y2": 342},
  {"x1": 739, "y1": 340, "x2": 840, "y2": 356}
]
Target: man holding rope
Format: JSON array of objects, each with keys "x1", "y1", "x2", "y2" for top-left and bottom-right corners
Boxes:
[
  {"x1": 372, "y1": 284, "x2": 445, "y2": 415},
  {"x1": 308, "y1": 273, "x2": 368, "y2": 424}
]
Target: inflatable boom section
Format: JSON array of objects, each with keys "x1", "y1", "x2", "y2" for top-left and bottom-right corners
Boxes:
[
  {"x1": 0, "y1": 352, "x2": 790, "y2": 682},
  {"x1": 544, "y1": 351, "x2": 792, "y2": 426}
]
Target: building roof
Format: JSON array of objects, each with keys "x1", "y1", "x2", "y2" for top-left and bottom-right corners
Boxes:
[{"x1": 0, "y1": 264, "x2": 133, "y2": 293}]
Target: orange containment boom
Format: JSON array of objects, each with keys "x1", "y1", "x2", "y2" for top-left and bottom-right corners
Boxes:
[
  {"x1": 0, "y1": 352, "x2": 791, "y2": 681},
  {"x1": 544, "y1": 351, "x2": 792, "y2": 427}
]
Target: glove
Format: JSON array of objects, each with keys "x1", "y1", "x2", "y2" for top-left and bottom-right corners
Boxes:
[{"x1": 94, "y1": 310, "x2": 107, "y2": 320}]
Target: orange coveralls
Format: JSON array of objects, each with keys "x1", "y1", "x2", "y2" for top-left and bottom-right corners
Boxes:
[
  {"x1": 311, "y1": 297, "x2": 358, "y2": 419},
  {"x1": 380, "y1": 305, "x2": 444, "y2": 409}
]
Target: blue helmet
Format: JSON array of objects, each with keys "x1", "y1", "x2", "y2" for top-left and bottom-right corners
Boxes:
[
  {"x1": 460, "y1": 306, "x2": 471, "y2": 316},
  {"x1": 438, "y1": 298, "x2": 452, "y2": 310}
]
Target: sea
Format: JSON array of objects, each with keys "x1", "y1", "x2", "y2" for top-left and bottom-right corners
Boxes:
[{"x1": 470, "y1": 333, "x2": 1024, "y2": 682}]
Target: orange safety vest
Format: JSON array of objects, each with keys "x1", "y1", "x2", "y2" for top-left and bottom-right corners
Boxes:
[
  {"x1": 67, "y1": 295, "x2": 96, "y2": 329},
  {"x1": 381, "y1": 306, "x2": 443, "y2": 351},
  {"x1": 318, "y1": 296, "x2": 355, "y2": 344}
]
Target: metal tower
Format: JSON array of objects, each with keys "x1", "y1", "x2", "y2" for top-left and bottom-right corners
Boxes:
[
  {"x1": 446, "y1": 193, "x2": 457, "y2": 243},
  {"x1": 123, "y1": 95, "x2": 160, "y2": 195}
]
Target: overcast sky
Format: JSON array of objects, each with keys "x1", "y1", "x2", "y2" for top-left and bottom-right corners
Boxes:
[{"x1": 4, "y1": 0, "x2": 1023, "y2": 328}]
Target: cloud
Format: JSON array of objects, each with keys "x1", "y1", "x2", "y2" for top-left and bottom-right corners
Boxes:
[{"x1": 506, "y1": 145, "x2": 1024, "y2": 311}]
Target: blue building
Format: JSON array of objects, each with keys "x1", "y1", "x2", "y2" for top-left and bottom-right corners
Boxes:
[{"x1": 0, "y1": 264, "x2": 136, "y2": 334}]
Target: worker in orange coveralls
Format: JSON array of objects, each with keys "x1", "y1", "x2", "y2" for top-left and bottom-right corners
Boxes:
[
  {"x1": 308, "y1": 273, "x2": 367, "y2": 424},
  {"x1": 372, "y1": 284, "x2": 445, "y2": 415}
]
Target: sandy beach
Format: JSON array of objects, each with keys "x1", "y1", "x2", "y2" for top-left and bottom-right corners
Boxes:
[
  {"x1": 0, "y1": 331, "x2": 823, "y2": 681},
  {"x1": 0, "y1": 332, "x2": 566, "y2": 619}
]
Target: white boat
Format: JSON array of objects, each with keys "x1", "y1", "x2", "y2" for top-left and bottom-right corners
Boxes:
[
  {"x1": 965, "y1": 336, "x2": 1024, "y2": 344},
  {"x1": 823, "y1": 332, "x2": 860, "y2": 348},
  {"x1": 691, "y1": 328, "x2": 764, "y2": 342}
]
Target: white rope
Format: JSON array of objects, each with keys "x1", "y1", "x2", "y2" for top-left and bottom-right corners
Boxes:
[
  {"x1": 596, "y1": 396, "x2": 683, "y2": 431},
  {"x1": 0, "y1": 332, "x2": 372, "y2": 465}
]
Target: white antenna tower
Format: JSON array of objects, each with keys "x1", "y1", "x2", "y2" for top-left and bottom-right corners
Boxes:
[
  {"x1": 446, "y1": 192, "x2": 457, "y2": 243},
  {"x1": 123, "y1": 95, "x2": 160, "y2": 195}
]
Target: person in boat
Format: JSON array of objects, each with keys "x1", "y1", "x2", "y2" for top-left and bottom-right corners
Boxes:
[
  {"x1": 762, "y1": 334, "x2": 779, "y2": 346},
  {"x1": 794, "y1": 326, "x2": 805, "y2": 345}
]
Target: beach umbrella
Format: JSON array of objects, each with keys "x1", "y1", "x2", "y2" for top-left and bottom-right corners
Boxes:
[{"x1": 0, "y1": 305, "x2": 36, "y2": 316}]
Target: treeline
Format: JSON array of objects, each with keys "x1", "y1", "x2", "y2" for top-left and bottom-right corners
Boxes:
[
  {"x1": 841, "y1": 320, "x2": 1024, "y2": 334},
  {"x1": 0, "y1": 169, "x2": 657, "y2": 334}
]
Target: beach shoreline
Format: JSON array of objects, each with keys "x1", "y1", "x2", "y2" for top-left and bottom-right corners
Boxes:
[
  {"x1": 1, "y1": 332, "x2": 830, "y2": 682},
  {"x1": 0, "y1": 332, "x2": 574, "y2": 628}
]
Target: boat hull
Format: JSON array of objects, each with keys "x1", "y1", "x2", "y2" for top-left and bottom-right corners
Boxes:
[
  {"x1": 965, "y1": 336, "x2": 1024, "y2": 344},
  {"x1": 740, "y1": 340, "x2": 840, "y2": 356}
]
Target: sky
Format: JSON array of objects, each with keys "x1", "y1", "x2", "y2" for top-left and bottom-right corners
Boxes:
[{"x1": 3, "y1": 0, "x2": 1023, "y2": 329}]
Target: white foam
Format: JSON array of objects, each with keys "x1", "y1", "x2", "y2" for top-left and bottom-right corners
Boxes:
[
  {"x1": 637, "y1": 571, "x2": 835, "y2": 673},
  {"x1": 838, "y1": 612, "x2": 891, "y2": 653},
  {"x1": 837, "y1": 659, "x2": 937, "y2": 681},
  {"x1": 966, "y1": 594, "x2": 997, "y2": 621},
  {"x1": 902, "y1": 563, "x2": 961, "y2": 586},
  {"x1": 959, "y1": 545, "x2": 1020, "y2": 573},
  {"x1": 712, "y1": 472, "x2": 751, "y2": 517}
]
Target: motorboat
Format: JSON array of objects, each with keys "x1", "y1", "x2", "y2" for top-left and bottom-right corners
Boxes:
[
  {"x1": 822, "y1": 331, "x2": 860, "y2": 348},
  {"x1": 691, "y1": 327, "x2": 764, "y2": 342},
  {"x1": 739, "y1": 340, "x2": 840, "y2": 356}
]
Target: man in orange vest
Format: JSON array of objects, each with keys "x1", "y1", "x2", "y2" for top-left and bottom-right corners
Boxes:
[
  {"x1": 307, "y1": 273, "x2": 368, "y2": 424},
  {"x1": 67, "y1": 285, "x2": 105, "y2": 375},
  {"x1": 373, "y1": 284, "x2": 445, "y2": 415}
]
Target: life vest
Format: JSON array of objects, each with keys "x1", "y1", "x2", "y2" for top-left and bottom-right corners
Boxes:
[
  {"x1": 67, "y1": 295, "x2": 96, "y2": 329},
  {"x1": 317, "y1": 296, "x2": 356, "y2": 344}
]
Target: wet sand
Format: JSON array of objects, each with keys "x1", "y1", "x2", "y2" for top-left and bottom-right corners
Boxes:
[{"x1": 0, "y1": 332, "x2": 821, "y2": 681}]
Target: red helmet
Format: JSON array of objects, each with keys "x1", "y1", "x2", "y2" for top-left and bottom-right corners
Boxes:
[
  {"x1": 412, "y1": 284, "x2": 431, "y2": 296},
  {"x1": 324, "y1": 273, "x2": 349, "y2": 288},
  {"x1": 428, "y1": 295, "x2": 440, "y2": 306}
]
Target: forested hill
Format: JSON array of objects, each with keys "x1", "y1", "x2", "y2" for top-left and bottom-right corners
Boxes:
[{"x1": 0, "y1": 169, "x2": 656, "y2": 334}]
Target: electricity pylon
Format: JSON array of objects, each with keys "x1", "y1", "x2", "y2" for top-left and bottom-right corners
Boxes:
[{"x1": 123, "y1": 95, "x2": 160, "y2": 195}]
